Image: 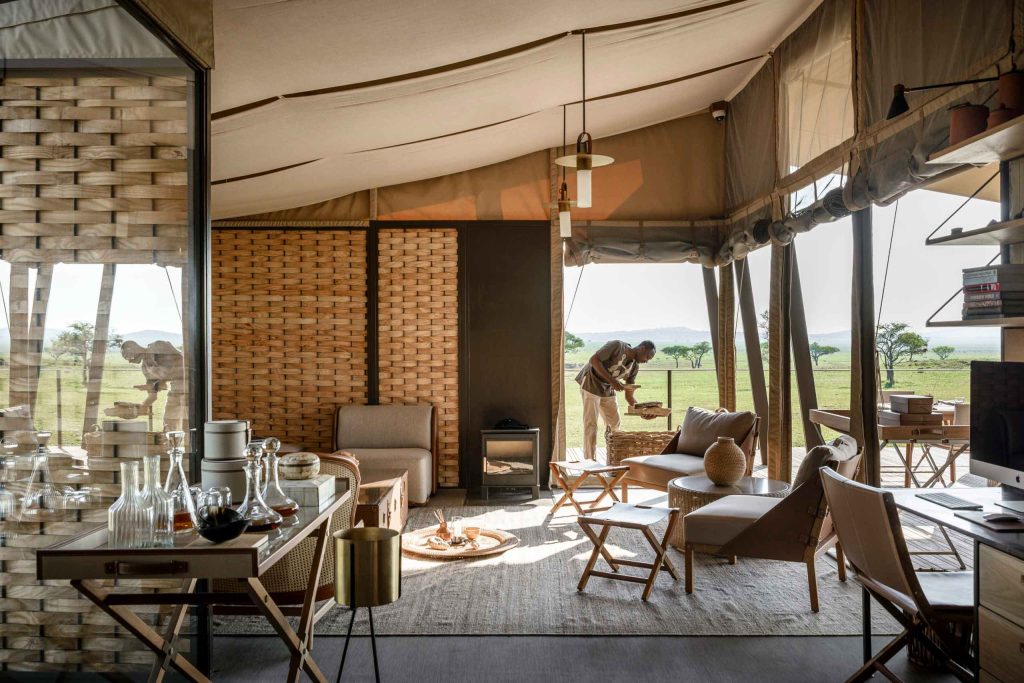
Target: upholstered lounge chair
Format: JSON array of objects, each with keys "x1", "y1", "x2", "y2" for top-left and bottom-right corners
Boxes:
[
  {"x1": 683, "y1": 435, "x2": 860, "y2": 612},
  {"x1": 333, "y1": 404, "x2": 436, "y2": 504},
  {"x1": 620, "y1": 407, "x2": 759, "y2": 502}
]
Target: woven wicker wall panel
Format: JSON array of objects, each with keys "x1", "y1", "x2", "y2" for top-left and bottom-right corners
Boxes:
[
  {"x1": 211, "y1": 230, "x2": 368, "y2": 450},
  {"x1": 377, "y1": 228, "x2": 459, "y2": 487}
]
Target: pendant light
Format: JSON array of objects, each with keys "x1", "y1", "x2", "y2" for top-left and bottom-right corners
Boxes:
[
  {"x1": 555, "y1": 30, "x2": 613, "y2": 208},
  {"x1": 552, "y1": 106, "x2": 575, "y2": 237}
]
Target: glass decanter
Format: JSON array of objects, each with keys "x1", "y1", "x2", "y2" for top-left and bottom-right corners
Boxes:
[
  {"x1": 108, "y1": 461, "x2": 154, "y2": 549},
  {"x1": 237, "y1": 443, "x2": 282, "y2": 532},
  {"x1": 163, "y1": 431, "x2": 197, "y2": 534},
  {"x1": 260, "y1": 437, "x2": 299, "y2": 521},
  {"x1": 20, "y1": 432, "x2": 63, "y2": 519},
  {"x1": 140, "y1": 454, "x2": 174, "y2": 548}
]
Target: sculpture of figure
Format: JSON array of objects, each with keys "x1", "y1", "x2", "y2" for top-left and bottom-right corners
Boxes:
[{"x1": 104, "y1": 340, "x2": 186, "y2": 431}]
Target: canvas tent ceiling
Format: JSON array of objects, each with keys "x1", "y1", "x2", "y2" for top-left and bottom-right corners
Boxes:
[{"x1": 209, "y1": 0, "x2": 821, "y2": 219}]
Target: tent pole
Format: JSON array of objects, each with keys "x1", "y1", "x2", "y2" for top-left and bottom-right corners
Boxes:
[
  {"x1": 82, "y1": 264, "x2": 117, "y2": 437},
  {"x1": 27, "y1": 265, "x2": 53, "y2": 416},
  {"x1": 789, "y1": 247, "x2": 824, "y2": 449},
  {"x1": 8, "y1": 264, "x2": 30, "y2": 408},
  {"x1": 735, "y1": 259, "x2": 769, "y2": 464},
  {"x1": 851, "y1": 209, "x2": 879, "y2": 485},
  {"x1": 717, "y1": 263, "x2": 736, "y2": 410},
  {"x1": 767, "y1": 243, "x2": 793, "y2": 482},
  {"x1": 702, "y1": 267, "x2": 720, "y2": 370}
]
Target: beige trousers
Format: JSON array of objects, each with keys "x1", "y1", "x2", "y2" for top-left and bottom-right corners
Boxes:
[{"x1": 581, "y1": 387, "x2": 621, "y2": 461}]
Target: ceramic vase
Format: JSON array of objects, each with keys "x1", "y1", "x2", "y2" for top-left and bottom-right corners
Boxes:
[{"x1": 703, "y1": 436, "x2": 745, "y2": 486}]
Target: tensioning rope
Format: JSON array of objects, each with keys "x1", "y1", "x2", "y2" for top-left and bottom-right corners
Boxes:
[{"x1": 876, "y1": 198, "x2": 900, "y2": 323}]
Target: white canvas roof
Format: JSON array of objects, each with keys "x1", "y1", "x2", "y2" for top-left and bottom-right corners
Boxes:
[{"x1": 210, "y1": 0, "x2": 820, "y2": 218}]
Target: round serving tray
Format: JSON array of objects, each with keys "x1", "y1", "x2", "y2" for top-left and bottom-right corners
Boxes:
[{"x1": 401, "y1": 524, "x2": 519, "y2": 560}]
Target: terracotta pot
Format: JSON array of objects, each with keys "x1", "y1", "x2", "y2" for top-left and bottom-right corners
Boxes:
[
  {"x1": 987, "y1": 105, "x2": 1020, "y2": 129},
  {"x1": 949, "y1": 103, "x2": 989, "y2": 145},
  {"x1": 999, "y1": 70, "x2": 1024, "y2": 111},
  {"x1": 703, "y1": 436, "x2": 746, "y2": 486}
]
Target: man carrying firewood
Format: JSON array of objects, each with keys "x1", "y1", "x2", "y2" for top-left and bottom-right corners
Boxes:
[{"x1": 575, "y1": 339, "x2": 657, "y2": 460}]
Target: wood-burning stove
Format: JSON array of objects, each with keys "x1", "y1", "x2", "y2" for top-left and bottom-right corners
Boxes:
[{"x1": 480, "y1": 428, "x2": 540, "y2": 499}]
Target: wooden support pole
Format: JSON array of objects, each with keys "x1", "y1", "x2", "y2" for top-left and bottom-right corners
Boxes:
[
  {"x1": 789, "y1": 247, "x2": 824, "y2": 449},
  {"x1": 8, "y1": 263, "x2": 30, "y2": 408},
  {"x1": 717, "y1": 263, "x2": 736, "y2": 411},
  {"x1": 735, "y1": 258, "x2": 769, "y2": 464},
  {"x1": 26, "y1": 264, "x2": 53, "y2": 415},
  {"x1": 82, "y1": 264, "x2": 117, "y2": 436},
  {"x1": 767, "y1": 243, "x2": 793, "y2": 482},
  {"x1": 702, "y1": 267, "x2": 720, "y2": 370},
  {"x1": 851, "y1": 209, "x2": 880, "y2": 485}
]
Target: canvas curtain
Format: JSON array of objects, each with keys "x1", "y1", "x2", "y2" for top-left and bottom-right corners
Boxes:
[{"x1": 725, "y1": 60, "x2": 776, "y2": 212}]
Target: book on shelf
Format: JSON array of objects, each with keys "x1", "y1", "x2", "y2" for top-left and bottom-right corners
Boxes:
[
  {"x1": 963, "y1": 291, "x2": 1024, "y2": 302},
  {"x1": 963, "y1": 264, "x2": 1024, "y2": 286},
  {"x1": 889, "y1": 394, "x2": 933, "y2": 414},
  {"x1": 963, "y1": 300, "x2": 1024, "y2": 311},
  {"x1": 878, "y1": 410, "x2": 944, "y2": 426},
  {"x1": 963, "y1": 282, "x2": 1024, "y2": 293}
]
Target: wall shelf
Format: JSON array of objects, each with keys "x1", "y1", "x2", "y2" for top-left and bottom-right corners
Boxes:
[
  {"x1": 926, "y1": 218, "x2": 1024, "y2": 246},
  {"x1": 927, "y1": 316, "x2": 1024, "y2": 328},
  {"x1": 928, "y1": 115, "x2": 1024, "y2": 165}
]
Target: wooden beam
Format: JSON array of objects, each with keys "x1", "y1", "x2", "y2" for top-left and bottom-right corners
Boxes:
[
  {"x1": 735, "y1": 258, "x2": 769, "y2": 464},
  {"x1": 789, "y1": 248, "x2": 824, "y2": 449},
  {"x1": 82, "y1": 263, "x2": 116, "y2": 436},
  {"x1": 8, "y1": 263, "x2": 30, "y2": 408},
  {"x1": 767, "y1": 243, "x2": 792, "y2": 482},
  {"x1": 26, "y1": 264, "x2": 53, "y2": 415},
  {"x1": 717, "y1": 263, "x2": 736, "y2": 410}
]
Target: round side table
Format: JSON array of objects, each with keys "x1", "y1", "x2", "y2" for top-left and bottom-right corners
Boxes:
[{"x1": 667, "y1": 475, "x2": 790, "y2": 549}]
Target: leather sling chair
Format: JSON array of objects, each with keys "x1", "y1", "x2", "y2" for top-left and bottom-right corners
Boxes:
[{"x1": 821, "y1": 468, "x2": 974, "y2": 682}]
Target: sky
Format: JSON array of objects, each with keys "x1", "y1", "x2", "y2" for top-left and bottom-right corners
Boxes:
[{"x1": 564, "y1": 187, "x2": 1002, "y2": 343}]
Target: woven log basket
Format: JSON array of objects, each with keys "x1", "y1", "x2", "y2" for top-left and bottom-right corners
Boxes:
[{"x1": 605, "y1": 430, "x2": 676, "y2": 466}]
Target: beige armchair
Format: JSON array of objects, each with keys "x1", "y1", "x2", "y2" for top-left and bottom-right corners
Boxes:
[
  {"x1": 619, "y1": 407, "x2": 759, "y2": 502},
  {"x1": 332, "y1": 404, "x2": 436, "y2": 504},
  {"x1": 214, "y1": 452, "x2": 360, "y2": 630},
  {"x1": 683, "y1": 435, "x2": 860, "y2": 612}
]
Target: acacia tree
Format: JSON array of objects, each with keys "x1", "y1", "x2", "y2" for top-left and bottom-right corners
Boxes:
[
  {"x1": 933, "y1": 344, "x2": 956, "y2": 361},
  {"x1": 687, "y1": 341, "x2": 712, "y2": 369},
  {"x1": 564, "y1": 331, "x2": 585, "y2": 354},
  {"x1": 662, "y1": 344, "x2": 690, "y2": 368},
  {"x1": 50, "y1": 322, "x2": 124, "y2": 382},
  {"x1": 876, "y1": 322, "x2": 924, "y2": 386},
  {"x1": 809, "y1": 342, "x2": 839, "y2": 366}
]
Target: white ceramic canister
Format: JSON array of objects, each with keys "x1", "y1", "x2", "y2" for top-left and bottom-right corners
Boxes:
[
  {"x1": 203, "y1": 420, "x2": 250, "y2": 460},
  {"x1": 200, "y1": 458, "x2": 248, "y2": 502}
]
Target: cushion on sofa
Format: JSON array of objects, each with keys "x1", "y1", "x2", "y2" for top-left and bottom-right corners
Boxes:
[
  {"x1": 622, "y1": 453, "x2": 706, "y2": 488},
  {"x1": 683, "y1": 495, "x2": 781, "y2": 546},
  {"x1": 342, "y1": 447, "x2": 432, "y2": 504},
  {"x1": 675, "y1": 407, "x2": 756, "y2": 456},
  {"x1": 335, "y1": 404, "x2": 432, "y2": 450}
]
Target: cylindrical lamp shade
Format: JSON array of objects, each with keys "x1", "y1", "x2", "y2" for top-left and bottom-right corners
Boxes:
[
  {"x1": 558, "y1": 210, "x2": 572, "y2": 237},
  {"x1": 334, "y1": 527, "x2": 401, "y2": 608},
  {"x1": 576, "y1": 169, "x2": 592, "y2": 208}
]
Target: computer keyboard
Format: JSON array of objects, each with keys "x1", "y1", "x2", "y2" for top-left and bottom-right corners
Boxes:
[{"x1": 915, "y1": 491, "x2": 983, "y2": 510}]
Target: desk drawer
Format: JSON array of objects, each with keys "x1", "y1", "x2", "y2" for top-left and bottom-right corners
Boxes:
[
  {"x1": 980, "y1": 544, "x2": 1024, "y2": 626},
  {"x1": 980, "y1": 607, "x2": 1024, "y2": 683}
]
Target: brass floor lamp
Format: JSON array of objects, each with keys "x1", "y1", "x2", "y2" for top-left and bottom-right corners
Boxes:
[{"x1": 334, "y1": 527, "x2": 401, "y2": 683}]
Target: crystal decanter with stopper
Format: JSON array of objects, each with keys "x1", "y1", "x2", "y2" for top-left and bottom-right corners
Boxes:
[
  {"x1": 140, "y1": 453, "x2": 174, "y2": 547},
  {"x1": 108, "y1": 460, "x2": 154, "y2": 548},
  {"x1": 237, "y1": 443, "x2": 282, "y2": 532},
  {"x1": 163, "y1": 431, "x2": 197, "y2": 534},
  {"x1": 260, "y1": 437, "x2": 299, "y2": 521}
]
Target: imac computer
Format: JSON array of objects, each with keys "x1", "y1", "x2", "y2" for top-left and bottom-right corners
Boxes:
[{"x1": 970, "y1": 361, "x2": 1024, "y2": 513}]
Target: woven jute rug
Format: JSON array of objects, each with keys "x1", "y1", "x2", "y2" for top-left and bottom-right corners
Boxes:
[{"x1": 216, "y1": 498, "x2": 903, "y2": 637}]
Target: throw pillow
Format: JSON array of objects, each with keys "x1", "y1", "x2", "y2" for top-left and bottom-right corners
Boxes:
[{"x1": 675, "y1": 407, "x2": 756, "y2": 456}]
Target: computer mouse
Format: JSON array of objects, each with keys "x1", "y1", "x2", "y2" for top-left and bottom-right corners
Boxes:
[{"x1": 983, "y1": 511, "x2": 1022, "y2": 523}]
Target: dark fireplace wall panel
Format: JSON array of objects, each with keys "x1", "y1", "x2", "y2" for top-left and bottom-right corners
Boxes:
[{"x1": 460, "y1": 222, "x2": 553, "y2": 491}]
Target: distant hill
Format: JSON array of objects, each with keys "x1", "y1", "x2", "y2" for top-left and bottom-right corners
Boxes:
[
  {"x1": 0, "y1": 328, "x2": 183, "y2": 352},
  {"x1": 569, "y1": 325, "x2": 999, "y2": 353}
]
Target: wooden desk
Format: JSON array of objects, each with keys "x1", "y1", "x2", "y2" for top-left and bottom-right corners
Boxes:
[
  {"x1": 37, "y1": 483, "x2": 351, "y2": 683},
  {"x1": 884, "y1": 487, "x2": 1024, "y2": 680}
]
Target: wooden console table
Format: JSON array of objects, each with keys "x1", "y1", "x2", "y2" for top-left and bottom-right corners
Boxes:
[{"x1": 36, "y1": 484, "x2": 351, "y2": 683}]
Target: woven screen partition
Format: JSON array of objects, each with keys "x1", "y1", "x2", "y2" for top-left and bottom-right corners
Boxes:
[
  {"x1": 211, "y1": 229, "x2": 369, "y2": 450},
  {"x1": 378, "y1": 227, "x2": 459, "y2": 488}
]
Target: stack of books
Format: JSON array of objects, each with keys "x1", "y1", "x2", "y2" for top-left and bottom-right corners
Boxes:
[
  {"x1": 879, "y1": 394, "x2": 943, "y2": 427},
  {"x1": 963, "y1": 265, "x2": 1024, "y2": 319}
]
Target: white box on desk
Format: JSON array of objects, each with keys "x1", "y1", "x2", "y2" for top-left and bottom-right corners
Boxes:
[{"x1": 280, "y1": 474, "x2": 335, "y2": 507}]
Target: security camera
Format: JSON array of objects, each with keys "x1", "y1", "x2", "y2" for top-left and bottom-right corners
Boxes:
[{"x1": 710, "y1": 100, "x2": 728, "y2": 122}]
